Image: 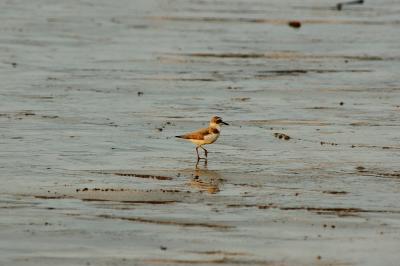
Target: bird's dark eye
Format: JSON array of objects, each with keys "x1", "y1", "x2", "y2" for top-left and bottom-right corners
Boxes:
[{"x1": 216, "y1": 119, "x2": 222, "y2": 123}]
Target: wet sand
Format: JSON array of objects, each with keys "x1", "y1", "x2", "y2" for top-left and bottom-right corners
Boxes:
[{"x1": 1, "y1": 0, "x2": 400, "y2": 265}]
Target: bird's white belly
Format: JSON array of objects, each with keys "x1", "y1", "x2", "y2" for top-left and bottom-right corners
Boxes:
[{"x1": 203, "y1": 133, "x2": 219, "y2": 144}]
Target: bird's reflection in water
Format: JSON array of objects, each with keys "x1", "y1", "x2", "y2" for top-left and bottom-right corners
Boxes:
[{"x1": 189, "y1": 162, "x2": 223, "y2": 194}]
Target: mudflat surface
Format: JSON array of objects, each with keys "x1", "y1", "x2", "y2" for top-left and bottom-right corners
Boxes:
[{"x1": 1, "y1": 0, "x2": 400, "y2": 265}]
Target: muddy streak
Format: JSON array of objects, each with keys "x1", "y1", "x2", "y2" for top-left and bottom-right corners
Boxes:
[
  {"x1": 97, "y1": 214, "x2": 233, "y2": 229},
  {"x1": 76, "y1": 187, "x2": 187, "y2": 193},
  {"x1": 273, "y1": 207, "x2": 400, "y2": 215},
  {"x1": 176, "y1": 52, "x2": 394, "y2": 61},
  {"x1": 0, "y1": 205, "x2": 37, "y2": 209},
  {"x1": 356, "y1": 167, "x2": 400, "y2": 178},
  {"x1": 89, "y1": 171, "x2": 173, "y2": 180},
  {"x1": 142, "y1": 258, "x2": 277, "y2": 265},
  {"x1": 256, "y1": 69, "x2": 371, "y2": 76},
  {"x1": 322, "y1": 191, "x2": 348, "y2": 195},
  {"x1": 350, "y1": 144, "x2": 400, "y2": 150},
  {"x1": 113, "y1": 173, "x2": 173, "y2": 180},
  {"x1": 143, "y1": 257, "x2": 351, "y2": 265},
  {"x1": 227, "y1": 204, "x2": 400, "y2": 216},
  {"x1": 34, "y1": 195, "x2": 71, "y2": 200},
  {"x1": 120, "y1": 200, "x2": 178, "y2": 204},
  {"x1": 187, "y1": 250, "x2": 251, "y2": 256},
  {"x1": 279, "y1": 134, "x2": 400, "y2": 151},
  {"x1": 304, "y1": 107, "x2": 338, "y2": 110},
  {"x1": 150, "y1": 16, "x2": 400, "y2": 26},
  {"x1": 28, "y1": 187, "x2": 193, "y2": 205},
  {"x1": 243, "y1": 119, "x2": 331, "y2": 126},
  {"x1": 82, "y1": 199, "x2": 179, "y2": 204},
  {"x1": 81, "y1": 198, "x2": 109, "y2": 202}
]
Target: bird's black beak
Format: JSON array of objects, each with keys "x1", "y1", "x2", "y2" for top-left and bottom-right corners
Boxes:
[{"x1": 222, "y1": 121, "x2": 229, "y2": 125}]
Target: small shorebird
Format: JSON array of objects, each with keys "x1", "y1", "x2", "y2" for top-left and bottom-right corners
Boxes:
[{"x1": 176, "y1": 116, "x2": 229, "y2": 161}]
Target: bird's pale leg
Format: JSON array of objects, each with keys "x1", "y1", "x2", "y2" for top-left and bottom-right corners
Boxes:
[
  {"x1": 196, "y1": 146, "x2": 201, "y2": 161},
  {"x1": 196, "y1": 146, "x2": 206, "y2": 161},
  {"x1": 200, "y1": 146, "x2": 208, "y2": 158}
]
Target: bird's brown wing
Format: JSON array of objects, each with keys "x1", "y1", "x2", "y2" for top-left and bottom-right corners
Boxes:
[{"x1": 180, "y1": 127, "x2": 210, "y2": 140}]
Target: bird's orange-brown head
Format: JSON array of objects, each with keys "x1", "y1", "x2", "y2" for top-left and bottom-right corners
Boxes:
[{"x1": 210, "y1": 116, "x2": 229, "y2": 126}]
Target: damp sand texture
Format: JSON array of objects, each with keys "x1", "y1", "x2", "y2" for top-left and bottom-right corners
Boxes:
[{"x1": 1, "y1": 0, "x2": 400, "y2": 266}]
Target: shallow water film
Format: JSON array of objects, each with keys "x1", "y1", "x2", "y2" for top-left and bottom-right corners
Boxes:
[{"x1": 1, "y1": 0, "x2": 400, "y2": 265}]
